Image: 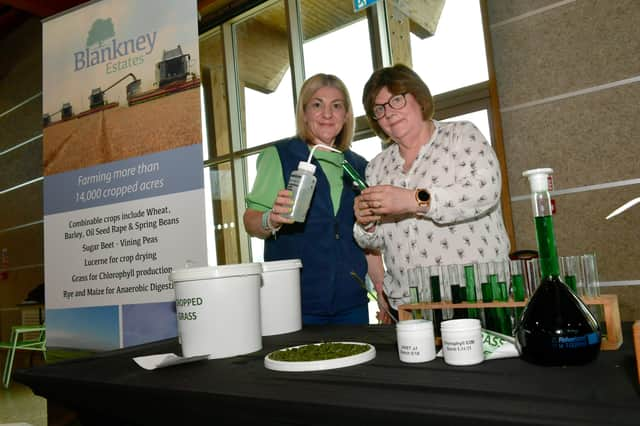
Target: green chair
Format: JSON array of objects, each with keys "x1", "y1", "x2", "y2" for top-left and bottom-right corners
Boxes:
[{"x1": 0, "y1": 324, "x2": 46, "y2": 388}]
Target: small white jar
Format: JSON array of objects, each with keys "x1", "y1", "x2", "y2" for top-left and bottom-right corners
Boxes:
[
  {"x1": 396, "y1": 319, "x2": 436, "y2": 363},
  {"x1": 440, "y1": 318, "x2": 484, "y2": 366}
]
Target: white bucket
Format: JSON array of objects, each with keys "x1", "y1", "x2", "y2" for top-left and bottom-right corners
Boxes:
[
  {"x1": 170, "y1": 263, "x2": 263, "y2": 359},
  {"x1": 260, "y1": 259, "x2": 302, "y2": 336}
]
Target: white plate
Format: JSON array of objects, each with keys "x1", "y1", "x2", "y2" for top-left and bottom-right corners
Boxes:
[{"x1": 264, "y1": 341, "x2": 376, "y2": 372}]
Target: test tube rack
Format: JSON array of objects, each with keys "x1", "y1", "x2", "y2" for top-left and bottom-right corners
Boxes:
[{"x1": 397, "y1": 294, "x2": 623, "y2": 351}]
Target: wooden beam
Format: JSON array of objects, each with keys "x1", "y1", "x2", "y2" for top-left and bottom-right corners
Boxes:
[
  {"x1": 387, "y1": 0, "x2": 412, "y2": 67},
  {"x1": 395, "y1": 0, "x2": 445, "y2": 39}
]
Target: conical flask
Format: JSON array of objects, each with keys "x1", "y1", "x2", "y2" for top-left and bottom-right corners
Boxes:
[{"x1": 514, "y1": 168, "x2": 601, "y2": 365}]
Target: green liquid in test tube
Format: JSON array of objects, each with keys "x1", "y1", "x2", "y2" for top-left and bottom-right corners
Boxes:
[
  {"x1": 481, "y1": 281, "x2": 496, "y2": 331},
  {"x1": 430, "y1": 275, "x2": 443, "y2": 335},
  {"x1": 464, "y1": 265, "x2": 480, "y2": 319},
  {"x1": 512, "y1": 274, "x2": 526, "y2": 301},
  {"x1": 342, "y1": 160, "x2": 367, "y2": 190},
  {"x1": 496, "y1": 280, "x2": 512, "y2": 335},
  {"x1": 564, "y1": 275, "x2": 578, "y2": 293},
  {"x1": 409, "y1": 286, "x2": 423, "y2": 319},
  {"x1": 489, "y1": 273, "x2": 503, "y2": 333}
]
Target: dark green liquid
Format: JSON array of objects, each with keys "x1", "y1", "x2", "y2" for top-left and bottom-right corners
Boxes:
[
  {"x1": 450, "y1": 284, "x2": 467, "y2": 319},
  {"x1": 481, "y1": 282, "x2": 497, "y2": 331},
  {"x1": 430, "y1": 276, "x2": 442, "y2": 335},
  {"x1": 515, "y1": 276, "x2": 601, "y2": 365}
]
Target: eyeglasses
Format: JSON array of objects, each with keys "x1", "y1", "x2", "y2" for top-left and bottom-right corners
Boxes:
[{"x1": 371, "y1": 93, "x2": 407, "y2": 120}]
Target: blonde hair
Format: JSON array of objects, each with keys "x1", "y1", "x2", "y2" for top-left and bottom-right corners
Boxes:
[
  {"x1": 362, "y1": 64, "x2": 434, "y2": 142},
  {"x1": 295, "y1": 73, "x2": 354, "y2": 151}
]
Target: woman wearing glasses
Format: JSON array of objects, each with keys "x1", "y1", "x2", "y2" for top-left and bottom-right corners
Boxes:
[
  {"x1": 244, "y1": 73, "x2": 383, "y2": 325},
  {"x1": 353, "y1": 64, "x2": 510, "y2": 320}
]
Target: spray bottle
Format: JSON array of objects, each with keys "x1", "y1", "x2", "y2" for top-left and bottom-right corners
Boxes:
[{"x1": 283, "y1": 144, "x2": 342, "y2": 222}]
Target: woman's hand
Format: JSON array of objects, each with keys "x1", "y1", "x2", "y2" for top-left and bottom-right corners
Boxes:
[
  {"x1": 269, "y1": 189, "x2": 295, "y2": 228},
  {"x1": 360, "y1": 185, "x2": 415, "y2": 217},
  {"x1": 376, "y1": 292, "x2": 394, "y2": 324},
  {"x1": 354, "y1": 194, "x2": 382, "y2": 229}
]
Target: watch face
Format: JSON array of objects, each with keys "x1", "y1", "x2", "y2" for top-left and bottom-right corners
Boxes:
[{"x1": 418, "y1": 190, "x2": 430, "y2": 202}]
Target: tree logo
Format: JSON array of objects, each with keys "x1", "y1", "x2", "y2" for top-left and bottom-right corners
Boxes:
[{"x1": 86, "y1": 18, "x2": 115, "y2": 48}]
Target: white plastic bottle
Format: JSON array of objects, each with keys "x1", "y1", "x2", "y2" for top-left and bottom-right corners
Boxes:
[
  {"x1": 283, "y1": 161, "x2": 317, "y2": 222},
  {"x1": 282, "y1": 143, "x2": 342, "y2": 223}
]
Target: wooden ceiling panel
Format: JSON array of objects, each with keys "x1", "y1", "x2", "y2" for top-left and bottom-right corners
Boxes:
[
  {"x1": 236, "y1": 16, "x2": 289, "y2": 93},
  {"x1": 300, "y1": 0, "x2": 361, "y2": 41}
]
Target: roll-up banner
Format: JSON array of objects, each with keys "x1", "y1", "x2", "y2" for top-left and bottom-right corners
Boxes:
[{"x1": 42, "y1": 0, "x2": 206, "y2": 351}]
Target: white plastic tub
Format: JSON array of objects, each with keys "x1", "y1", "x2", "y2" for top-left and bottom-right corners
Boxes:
[
  {"x1": 260, "y1": 259, "x2": 302, "y2": 336},
  {"x1": 170, "y1": 262, "x2": 263, "y2": 359},
  {"x1": 440, "y1": 318, "x2": 484, "y2": 366},
  {"x1": 396, "y1": 319, "x2": 436, "y2": 363}
]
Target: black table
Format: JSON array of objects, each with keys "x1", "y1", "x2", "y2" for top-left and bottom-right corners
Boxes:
[{"x1": 15, "y1": 324, "x2": 640, "y2": 426}]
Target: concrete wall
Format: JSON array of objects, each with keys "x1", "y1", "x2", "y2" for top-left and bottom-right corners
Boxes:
[{"x1": 486, "y1": 0, "x2": 640, "y2": 320}]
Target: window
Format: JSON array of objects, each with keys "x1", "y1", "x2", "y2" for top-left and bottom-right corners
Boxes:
[
  {"x1": 198, "y1": 0, "x2": 506, "y2": 265},
  {"x1": 302, "y1": 0, "x2": 371, "y2": 117},
  {"x1": 236, "y1": 1, "x2": 296, "y2": 149},
  {"x1": 411, "y1": 0, "x2": 488, "y2": 96}
]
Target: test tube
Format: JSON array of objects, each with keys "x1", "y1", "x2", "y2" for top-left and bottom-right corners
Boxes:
[
  {"x1": 342, "y1": 160, "x2": 367, "y2": 190},
  {"x1": 560, "y1": 255, "x2": 583, "y2": 295},
  {"x1": 582, "y1": 253, "x2": 605, "y2": 332},
  {"x1": 525, "y1": 258, "x2": 541, "y2": 297},
  {"x1": 510, "y1": 259, "x2": 526, "y2": 327},
  {"x1": 428, "y1": 265, "x2": 445, "y2": 334},
  {"x1": 463, "y1": 263, "x2": 482, "y2": 321},
  {"x1": 477, "y1": 262, "x2": 497, "y2": 332},
  {"x1": 581, "y1": 253, "x2": 601, "y2": 298},
  {"x1": 407, "y1": 267, "x2": 423, "y2": 320},
  {"x1": 446, "y1": 264, "x2": 467, "y2": 319},
  {"x1": 417, "y1": 266, "x2": 433, "y2": 321},
  {"x1": 494, "y1": 261, "x2": 512, "y2": 335}
]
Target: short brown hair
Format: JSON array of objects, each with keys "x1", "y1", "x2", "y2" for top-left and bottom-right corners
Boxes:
[
  {"x1": 295, "y1": 73, "x2": 354, "y2": 151},
  {"x1": 362, "y1": 64, "x2": 434, "y2": 142}
]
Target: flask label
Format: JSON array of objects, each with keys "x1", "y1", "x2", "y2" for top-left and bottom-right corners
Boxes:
[{"x1": 552, "y1": 332, "x2": 600, "y2": 350}]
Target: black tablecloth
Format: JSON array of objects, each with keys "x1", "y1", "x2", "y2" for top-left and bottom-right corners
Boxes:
[{"x1": 15, "y1": 324, "x2": 640, "y2": 426}]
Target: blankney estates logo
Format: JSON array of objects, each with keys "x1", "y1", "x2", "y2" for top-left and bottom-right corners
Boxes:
[{"x1": 74, "y1": 18, "x2": 157, "y2": 74}]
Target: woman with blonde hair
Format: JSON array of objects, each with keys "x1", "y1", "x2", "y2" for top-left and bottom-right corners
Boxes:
[{"x1": 244, "y1": 73, "x2": 383, "y2": 325}]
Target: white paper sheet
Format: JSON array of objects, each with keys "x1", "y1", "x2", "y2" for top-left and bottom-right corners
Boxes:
[{"x1": 133, "y1": 353, "x2": 209, "y2": 370}]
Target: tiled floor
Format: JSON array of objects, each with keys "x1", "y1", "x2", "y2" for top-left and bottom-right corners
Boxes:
[{"x1": 0, "y1": 381, "x2": 47, "y2": 426}]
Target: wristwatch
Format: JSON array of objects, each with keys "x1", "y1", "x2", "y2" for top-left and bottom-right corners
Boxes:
[{"x1": 415, "y1": 188, "x2": 430, "y2": 214}]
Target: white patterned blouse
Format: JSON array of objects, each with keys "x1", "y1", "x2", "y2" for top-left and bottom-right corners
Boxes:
[{"x1": 354, "y1": 120, "x2": 511, "y2": 309}]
